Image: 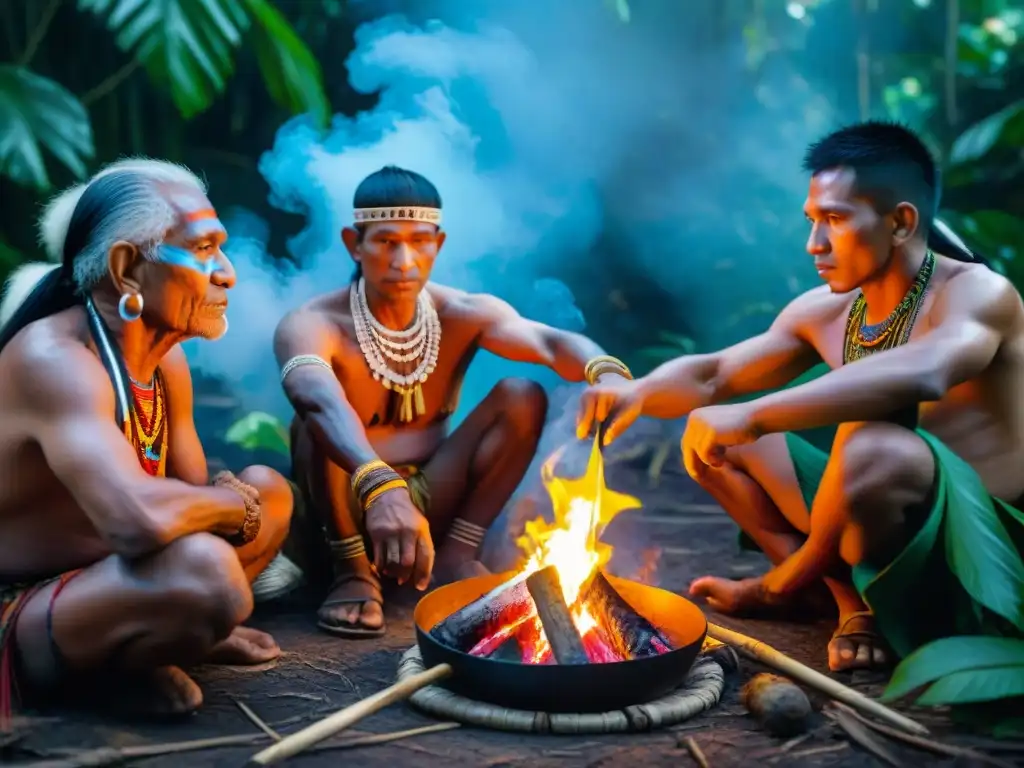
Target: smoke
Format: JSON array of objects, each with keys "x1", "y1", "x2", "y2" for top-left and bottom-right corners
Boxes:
[
  {"x1": 177, "y1": 1, "x2": 854, "y2": 579},
  {"x1": 185, "y1": 2, "x2": 837, "y2": 421}
]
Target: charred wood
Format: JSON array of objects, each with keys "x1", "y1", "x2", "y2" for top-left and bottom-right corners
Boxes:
[
  {"x1": 583, "y1": 570, "x2": 673, "y2": 659},
  {"x1": 526, "y1": 565, "x2": 589, "y2": 665},
  {"x1": 429, "y1": 576, "x2": 533, "y2": 652}
]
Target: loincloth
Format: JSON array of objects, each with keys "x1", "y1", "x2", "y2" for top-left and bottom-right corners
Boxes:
[
  {"x1": 751, "y1": 430, "x2": 1024, "y2": 661},
  {"x1": 0, "y1": 571, "x2": 80, "y2": 730}
]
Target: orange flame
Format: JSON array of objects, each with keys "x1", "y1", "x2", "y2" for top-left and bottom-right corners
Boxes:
[{"x1": 513, "y1": 436, "x2": 642, "y2": 660}]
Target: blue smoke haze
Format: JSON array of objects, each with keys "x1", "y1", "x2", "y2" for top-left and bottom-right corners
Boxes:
[
  {"x1": 182, "y1": 2, "x2": 847, "y2": 573},
  {"x1": 185, "y1": 5, "x2": 831, "y2": 418}
]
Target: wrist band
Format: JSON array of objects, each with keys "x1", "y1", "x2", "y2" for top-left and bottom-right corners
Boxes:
[
  {"x1": 351, "y1": 459, "x2": 408, "y2": 512},
  {"x1": 584, "y1": 355, "x2": 633, "y2": 385},
  {"x1": 213, "y1": 471, "x2": 262, "y2": 545},
  {"x1": 350, "y1": 459, "x2": 389, "y2": 492},
  {"x1": 329, "y1": 535, "x2": 367, "y2": 560}
]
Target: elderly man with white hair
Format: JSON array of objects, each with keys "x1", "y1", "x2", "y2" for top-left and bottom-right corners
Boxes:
[{"x1": 0, "y1": 158, "x2": 294, "y2": 722}]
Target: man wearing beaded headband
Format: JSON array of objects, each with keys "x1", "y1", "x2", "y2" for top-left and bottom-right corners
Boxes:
[
  {"x1": 580, "y1": 121, "x2": 1024, "y2": 673},
  {"x1": 0, "y1": 159, "x2": 294, "y2": 723},
  {"x1": 274, "y1": 165, "x2": 630, "y2": 638}
]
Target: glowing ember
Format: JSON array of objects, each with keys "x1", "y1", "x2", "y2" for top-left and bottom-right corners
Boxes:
[{"x1": 471, "y1": 437, "x2": 651, "y2": 663}]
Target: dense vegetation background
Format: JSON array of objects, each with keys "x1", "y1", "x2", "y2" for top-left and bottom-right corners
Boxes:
[{"x1": 2, "y1": 0, "x2": 1024, "y2": 728}]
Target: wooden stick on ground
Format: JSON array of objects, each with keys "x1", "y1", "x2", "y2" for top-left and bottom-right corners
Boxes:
[
  {"x1": 526, "y1": 565, "x2": 589, "y2": 665},
  {"x1": 310, "y1": 722, "x2": 460, "y2": 754},
  {"x1": 234, "y1": 698, "x2": 281, "y2": 741},
  {"x1": 17, "y1": 722, "x2": 460, "y2": 768},
  {"x1": 248, "y1": 662, "x2": 454, "y2": 765},
  {"x1": 683, "y1": 735, "x2": 710, "y2": 768},
  {"x1": 706, "y1": 622, "x2": 928, "y2": 737},
  {"x1": 827, "y1": 703, "x2": 1017, "y2": 768}
]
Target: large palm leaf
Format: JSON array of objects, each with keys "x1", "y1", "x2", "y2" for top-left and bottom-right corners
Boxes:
[
  {"x1": 78, "y1": 0, "x2": 327, "y2": 121},
  {"x1": 0, "y1": 65, "x2": 94, "y2": 190}
]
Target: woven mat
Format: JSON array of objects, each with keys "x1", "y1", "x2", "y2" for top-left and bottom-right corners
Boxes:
[{"x1": 396, "y1": 646, "x2": 727, "y2": 734}]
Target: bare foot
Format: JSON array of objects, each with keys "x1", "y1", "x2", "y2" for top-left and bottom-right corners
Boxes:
[
  {"x1": 206, "y1": 626, "x2": 281, "y2": 665},
  {"x1": 828, "y1": 611, "x2": 889, "y2": 672},
  {"x1": 688, "y1": 575, "x2": 778, "y2": 615}
]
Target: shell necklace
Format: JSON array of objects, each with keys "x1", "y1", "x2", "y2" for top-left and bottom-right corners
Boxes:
[{"x1": 350, "y1": 278, "x2": 441, "y2": 422}]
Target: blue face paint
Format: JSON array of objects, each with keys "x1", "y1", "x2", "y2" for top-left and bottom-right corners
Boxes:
[
  {"x1": 183, "y1": 217, "x2": 226, "y2": 240},
  {"x1": 155, "y1": 243, "x2": 217, "y2": 276}
]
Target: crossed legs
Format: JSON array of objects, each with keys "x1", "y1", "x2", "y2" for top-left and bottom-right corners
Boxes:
[
  {"x1": 12, "y1": 465, "x2": 293, "y2": 715},
  {"x1": 690, "y1": 422, "x2": 934, "y2": 671},
  {"x1": 295, "y1": 378, "x2": 548, "y2": 637}
]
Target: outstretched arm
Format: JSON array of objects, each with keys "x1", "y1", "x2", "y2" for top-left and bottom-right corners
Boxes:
[
  {"x1": 746, "y1": 273, "x2": 1022, "y2": 437},
  {"x1": 273, "y1": 309, "x2": 377, "y2": 474},
  {"x1": 634, "y1": 295, "x2": 823, "y2": 420},
  {"x1": 471, "y1": 294, "x2": 615, "y2": 381},
  {"x1": 17, "y1": 338, "x2": 246, "y2": 559}
]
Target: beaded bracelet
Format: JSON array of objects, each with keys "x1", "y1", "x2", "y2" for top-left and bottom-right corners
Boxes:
[
  {"x1": 213, "y1": 471, "x2": 262, "y2": 545},
  {"x1": 584, "y1": 355, "x2": 633, "y2": 385},
  {"x1": 351, "y1": 459, "x2": 408, "y2": 511}
]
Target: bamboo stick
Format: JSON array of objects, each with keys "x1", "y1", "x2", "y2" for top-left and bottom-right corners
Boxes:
[
  {"x1": 706, "y1": 622, "x2": 928, "y2": 736},
  {"x1": 247, "y1": 662, "x2": 453, "y2": 765}
]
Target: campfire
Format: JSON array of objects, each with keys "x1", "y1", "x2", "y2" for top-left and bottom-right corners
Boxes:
[{"x1": 430, "y1": 438, "x2": 675, "y2": 665}]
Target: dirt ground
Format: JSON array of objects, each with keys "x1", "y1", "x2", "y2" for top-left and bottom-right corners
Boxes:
[{"x1": 3, "y1": 439, "x2": 1023, "y2": 767}]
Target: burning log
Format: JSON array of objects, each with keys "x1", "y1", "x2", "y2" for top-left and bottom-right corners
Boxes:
[
  {"x1": 583, "y1": 570, "x2": 673, "y2": 659},
  {"x1": 525, "y1": 565, "x2": 589, "y2": 665},
  {"x1": 429, "y1": 576, "x2": 534, "y2": 652},
  {"x1": 485, "y1": 635, "x2": 525, "y2": 663}
]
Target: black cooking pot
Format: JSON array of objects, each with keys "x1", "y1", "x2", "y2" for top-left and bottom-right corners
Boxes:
[{"x1": 414, "y1": 571, "x2": 707, "y2": 713}]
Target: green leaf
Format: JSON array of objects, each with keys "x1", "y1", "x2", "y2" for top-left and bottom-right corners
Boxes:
[
  {"x1": 917, "y1": 665, "x2": 1024, "y2": 706},
  {"x1": 242, "y1": 0, "x2": 329, "y2": 126},
  {"x1": 949, "y1": 99, "x2": 1024, "y2": 165},
  {"x1": 931, "y1": 437, "x2": 1024, "y2": 630},
  {"x1": 883, "y1": 635, "x2": 1024, "y2": 701},
  {"x1": 224, "y1": 411, "x2": 290, "y2": 456},
  {"x1": 0, "y1": 66, "x2": 93, "y2": 190},
  {"x1": 79, "y1": 0, "x2": 250, "y2": 119}
]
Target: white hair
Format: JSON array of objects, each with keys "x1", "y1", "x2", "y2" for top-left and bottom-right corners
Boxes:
[
  {"x1": 36, "y1": 156, "x2": 207, "y2": 290},
  {"x1": 0, "y1": 262, "x2": 59, "y2": 327}
]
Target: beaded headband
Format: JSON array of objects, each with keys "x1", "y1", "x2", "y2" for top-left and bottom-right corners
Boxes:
[{"x1": 353, "y1": 206, "x2": 442, "y2": 225}]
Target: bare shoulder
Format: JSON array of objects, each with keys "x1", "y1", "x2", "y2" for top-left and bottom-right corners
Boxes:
[
  {"x1": 4, "y1": 313, "x2": 115, "y2": 419},
  {"x1": 775, "y1": 284, "x2": 851, "y2": 332},
  {"x1": 274, "y1": 290, "x2": 349, "y2": 344},
  {"x1": 427, "y1": 284, "x2": 511, "y2": 323},
  {"x1": 935, "y1": 260, "x2": 1023, "y2": 326}
]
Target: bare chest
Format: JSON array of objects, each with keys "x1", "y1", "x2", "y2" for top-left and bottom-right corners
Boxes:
[
  {"x1": 811, "y1": 295, "x2": 1024, "y2": 491},
  {"x1": 812, "y1": 293, "x2": 943, "y2": 369},
  {"x1": 333, "y1": 317, "x2": 480, "y2": 428}
]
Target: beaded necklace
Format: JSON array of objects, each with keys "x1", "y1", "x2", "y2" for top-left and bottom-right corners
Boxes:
[
  {"x1": 350, "y1": 279, "x2": 441, "y2": 423},
  {"x1": 843, "y1": 250, "x2": 936, "y2": 364},
  {"x1": 125, "y1": 373, "x2": 168, "y2": 477}
]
